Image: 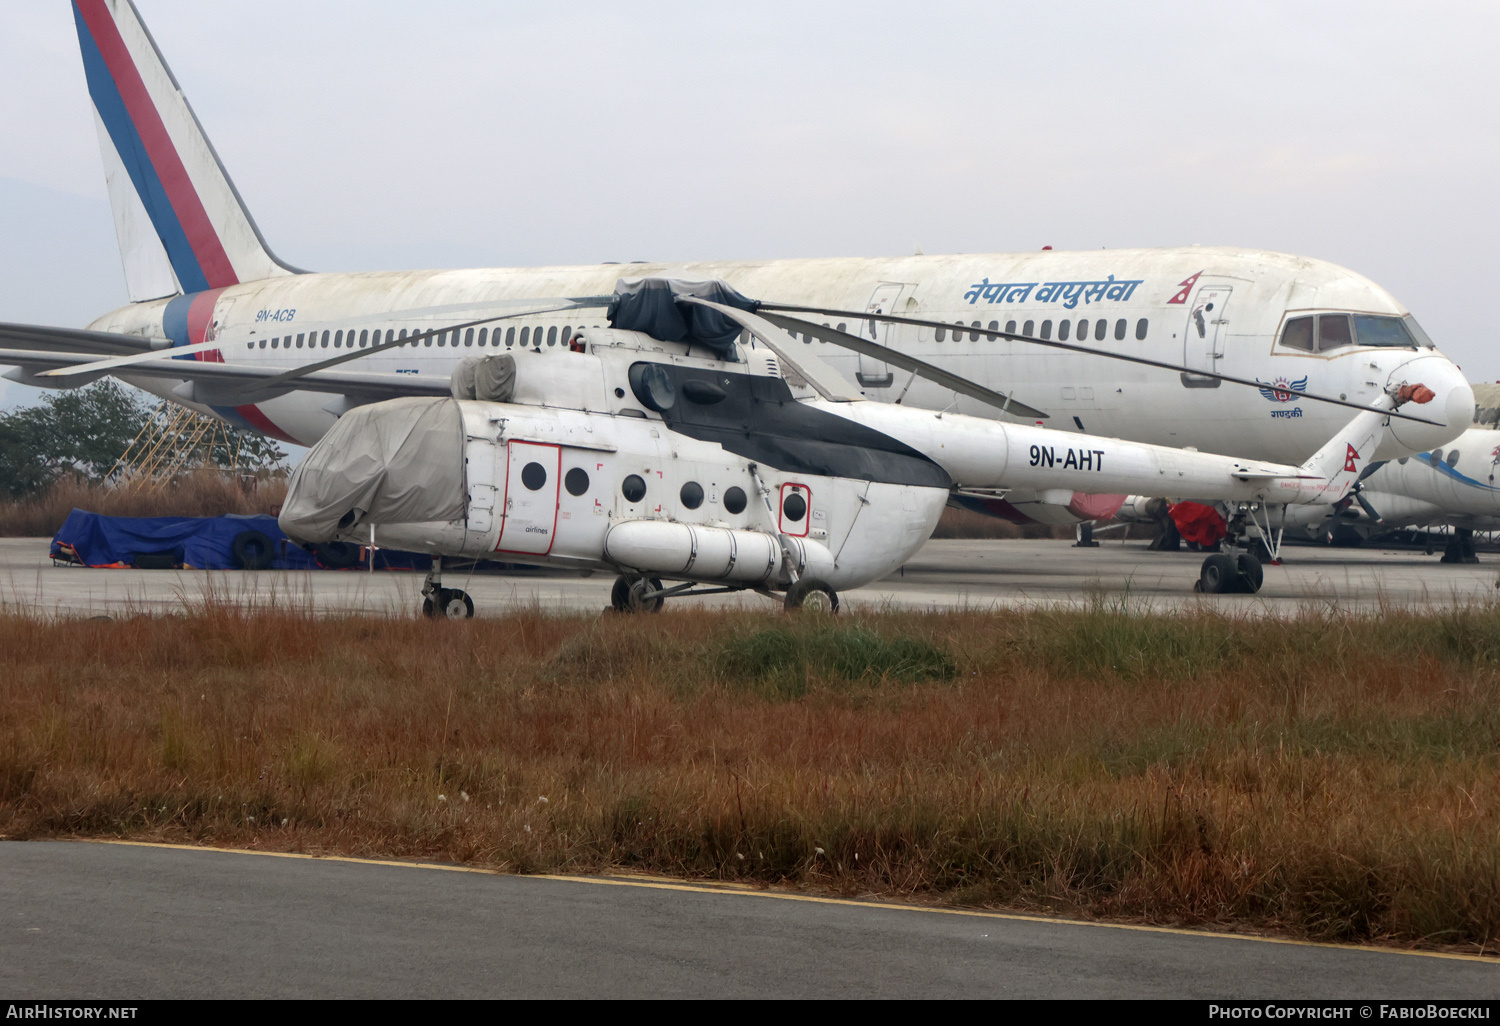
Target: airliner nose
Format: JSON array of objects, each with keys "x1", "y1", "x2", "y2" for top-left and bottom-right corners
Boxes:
[{"x1": 1383, "y1": 354, "x2": 1473, "y2": 456}]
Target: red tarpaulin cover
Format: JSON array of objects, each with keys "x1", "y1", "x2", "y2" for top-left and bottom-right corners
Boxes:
[{"x1": 1168, "y1": 501, "x2": 1228, "y2": 547}]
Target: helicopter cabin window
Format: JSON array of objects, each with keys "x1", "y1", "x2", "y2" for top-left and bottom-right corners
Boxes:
[
  {"x1": 1095, "y1": 319, "x2": 1108, "y2": 342},
  {"x1": 680, "y1": 481, "x2": 704, "y2": 510},
  {"x1": 783, "y1": 490, "x2": 807, "y2": 522},
  {"x1": 723, "y1": 486, "x2": 748, "y2": 515},
  {"x1": 1022, "y1": 320, "x2": 1034, "y2": 336},
  {"x1": 1352, "y1": 315, "x2": 1419, "y2": 348},
  {"x1": 1317, "y1": 314, "x2": 1353, "y2": 352},
  {"x1": 1040, "y1": 320, "x2": 1053, "y2": 340},
  {"x1": 548, "y1": 326, "x2": 558, "y2": 346},
  {"x1": 565, "y1": 468, "x2": 590, "y2": 496},
  {"x1": 935, "y1": 325, "x2": 946, "y2": 342},
  {"x1": 622, "y1": 474, "x2": 647, "y2": 503},
  {"x1": 1058, "y1": 320, "x2": 1071, "y2": 342},
  {"x1": 1135, "y1": 318, "x2": 1149, "y2": 341},
  {"x1": 1280, "y1": 316, "x2": 1314, "y2": 351},
  {"x1": 1006, "y1": 320, "x2": 1018, "y2": 334},
  {"x1": 521, "y1": 462, "x2": 547, "y2": 491},
  {"x1": 1114, "y1": 319, "x2": 1127, "y2": 341}
]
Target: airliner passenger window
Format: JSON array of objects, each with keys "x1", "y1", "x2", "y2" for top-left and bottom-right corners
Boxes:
[
  {"x1": 1317, "y1": 314, "x2": 1353, "y2": 352},
  {"x1": 1447, "y1": 450, "x2": 1461, "y2": 468},
  {"x1": 520, "y1": 327, "x2": 530, "y2": 346},
  {"x1": 335, "y1": 330, "x2": 344, "y2": 348},
  {"x1": 548, "y1": 326, "x2": 558, "y2": 346},
  {"x1": 359, "y1": 330, "x2": 368, "y2": 347},
  {"x1": 1115, "y1": 319, "x2": 1127, "y2": 341},
  {"x1": 1022, "y1": 320, "x2": 1034, "y2": 336},
  {"x1": 322, "y1": 331, "x2": 331, "y2": 348},
  {"x1": 1352, "y1": 315, "x2": 1417, "y2": 348},
  {"x1": 988, "y1": 321, "x2": 1000, "y2": 339},
  {"x1": 970, "y1": 321, "x2": 980, "y2": 341},
  {"x1": 1136, "y1": 319, "x2": 1149, "y2": 340},
  {"x1": 935, "y1": 326, "x2": 946, "y2": 342},
  {"x1": 478, "y1": 328, "x2": 488, "y2": 346},
  {"x1": 506, "y1": 327, "x2": 515, "y2": 347},
  {"x1": 465, "y1": 328, "x2": 475, "y2": 347},
  {"x1": 1058, "y1": 320, "x2": 1071, "y2": 342},
  {"x1": 1040, "y1": 320, "x2": 1052, "y2": 340},
  {"x1": 270, "y1": 338, "x2": 278, "y2": 348},
  {"x1": 259, "y1": 339, "x2": 267, "y2": 349},
  {"x1": 1095, "y1": 319, "x2": 1108, "y2": 342},
  {"x1": 398, "y1": 329, "x2": 409, "y2": 345},
  {"x1": 562, "y1": 326, "x2": 573, "y2": 345},
  {"x1": 425, "y1": 330, "x2": 435, "y2": 347},
  {"x1": 1006, "y1": 321, "x2": 1017, "y2": 334}
]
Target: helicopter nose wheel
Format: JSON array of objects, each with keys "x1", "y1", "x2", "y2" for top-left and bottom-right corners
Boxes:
[
  {"x1": 611, "y1": 574, "x2": 665, "y2": 613},
  {"x1": 784, "y1": 578, "x2": 839, "y2": 613},
  {"x1": 423, "y1": 588, "x2": 475, "y2": 620}
]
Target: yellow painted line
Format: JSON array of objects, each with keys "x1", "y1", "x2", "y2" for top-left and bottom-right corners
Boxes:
[{"x1": 75, "y1": 839, "x2": 1498, "y2": 964}]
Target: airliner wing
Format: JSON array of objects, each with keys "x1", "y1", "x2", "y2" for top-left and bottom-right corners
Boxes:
[{"x1": 0, "y1": 343, "x2": 452, "y2": 400}]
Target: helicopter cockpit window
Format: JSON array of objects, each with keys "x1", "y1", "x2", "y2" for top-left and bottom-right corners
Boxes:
[
  {"x1": 1316, "y1": 314, "x2": 1353, "y2": 352},
  {"x1": 1352, "y1": 315, "x2": 1418, "y2": 349},
  {"x1": 628, "y1": 363, "x2": 677, "y2": 413},
  {"x1": 1279, "y1": 316, "x2": 1315, "y2": 352},
  {"x1": 723, "y1": 487, "x2": 748, "y2": 515},
  {"x1": 622, "y1": 475, "x2": 647, "y2": 502}
]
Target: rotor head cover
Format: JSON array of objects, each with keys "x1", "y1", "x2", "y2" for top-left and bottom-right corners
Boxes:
[{"x1": 607, "y1": 278, "x2": 760, "y2": 358}]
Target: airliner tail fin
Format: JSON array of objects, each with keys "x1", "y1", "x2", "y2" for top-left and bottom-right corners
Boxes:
[{"x1": 72, "y1": 0, "x2": 301, "y2": 301}]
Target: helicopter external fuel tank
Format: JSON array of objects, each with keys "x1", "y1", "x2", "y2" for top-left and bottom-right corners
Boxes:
[{"x1": 603, "y1": 520, "x2": 837, "y2": 585}]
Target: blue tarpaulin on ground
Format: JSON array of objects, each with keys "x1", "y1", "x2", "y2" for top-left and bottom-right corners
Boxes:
[{"x1": 49, "y1": 510, "x2": 432, "y2": 571}]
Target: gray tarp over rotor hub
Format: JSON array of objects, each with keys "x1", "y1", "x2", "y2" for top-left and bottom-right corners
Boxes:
[{"x1": 279, "y1": 397, "x2": 467, "y2": 544}]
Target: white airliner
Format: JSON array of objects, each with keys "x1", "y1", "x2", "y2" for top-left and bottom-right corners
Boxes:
[{"x1": 0, "y1": 0, "x2": 1474, "y2": 533}]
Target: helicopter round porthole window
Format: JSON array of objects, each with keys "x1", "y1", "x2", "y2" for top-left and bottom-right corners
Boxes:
[
  {"x1": 782, "y1": 490, "x2": 807, "y2": 522},
  {"x1": 723, "y1": 486, "x2": 747, "y2": 515},
  {"x1": 521, "y1": 462, "x2": 547, "y2": 491},
  {"x1": 622, "y1": 474, "x2": 647, "y2": 502},
  {"x1": 680, "y1": 481, "x2": 704, "y2": 510},
  {"x1": 565, "y1": 468, "x2": 590, "y2": 496}
]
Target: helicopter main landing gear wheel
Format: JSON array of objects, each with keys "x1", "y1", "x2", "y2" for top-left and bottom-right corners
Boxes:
[
  {"x1": 784, "y1": 578, "x2": 839, "y2": 613},
  {"x1": 611, "y1": 574, "x2": 665, "y2": 613},
  {"x1": 1196, "y1": 553, "x2": 1263, "y2": 594},
  {"x1": 422, "y1": 588, "x2": 475, "y2": 620}
]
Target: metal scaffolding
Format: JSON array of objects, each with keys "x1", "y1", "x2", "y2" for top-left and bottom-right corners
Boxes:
[{"x1": 106, "y1": 401, "x2": 248, "y2": 492}]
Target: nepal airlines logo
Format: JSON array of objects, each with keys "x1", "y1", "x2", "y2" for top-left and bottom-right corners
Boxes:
[
  {"x1": 1257, "y1": 376, "x2": 1308, "y2": 403},
  {"x1": 1344, "y1": 444, "x2": 1361, "y2": 474}
]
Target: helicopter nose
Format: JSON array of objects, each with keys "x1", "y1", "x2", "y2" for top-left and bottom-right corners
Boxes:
[{"x1": 1383, "y1": 353, "x2": 1473, "y2": 456}]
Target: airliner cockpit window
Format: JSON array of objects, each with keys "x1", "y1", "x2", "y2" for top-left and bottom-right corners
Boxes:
[
  {"x1": 1316, "y1": 314, "x2": 1353, "y2": 352},
  {"x1": 1280, "y1": 316, "x2": 1315, "y2": 351},
  {"x1": 1403, "y1": 315, "x2": 1435, "y2": 348},
  {"x1": 1352, "y1": 315, "x2": 1419, "y2": 348}
]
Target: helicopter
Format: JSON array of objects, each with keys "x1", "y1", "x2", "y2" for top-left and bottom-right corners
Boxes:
[{"x1": 276, "y1": 279, "x2": 1438, "y2": 617}]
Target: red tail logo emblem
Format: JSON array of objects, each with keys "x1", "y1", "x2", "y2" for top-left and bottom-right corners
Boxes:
[
  {"x1": 1168, "y1": 271, "x2": 1203, "y2": 305},
  {"x1": 1344, "y1": 444, "x2": 1360, "y2": 473}
]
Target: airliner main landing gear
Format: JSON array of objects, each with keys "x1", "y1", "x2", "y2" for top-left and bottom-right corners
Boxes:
[{"x1": 421, "y1": 557, "x2": 475, "y2": 620}]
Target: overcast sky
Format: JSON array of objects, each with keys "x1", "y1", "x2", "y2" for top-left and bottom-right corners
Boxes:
[{"x1": 3, "y1": 0, "x2": 1498, "y2": 412}]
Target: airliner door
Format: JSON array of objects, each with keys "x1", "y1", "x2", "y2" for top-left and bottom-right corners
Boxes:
[
  {"x1": 856, "y1": 283, "x2": 905, "y2": 389},
  {"x1": 497, "y1": 441, "x2": 561, "y2": 555},
  {"x1": 1181, "y1": 284, "x2": 1232, "y2": 388}
]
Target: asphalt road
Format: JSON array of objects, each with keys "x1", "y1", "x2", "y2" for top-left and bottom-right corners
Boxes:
[
  {"x1": 2, "y1": 536, "x2": 1495, "y2": 618},
  {"x1": 1, "y1": 841, "x2": 1493, "y2": 999}
]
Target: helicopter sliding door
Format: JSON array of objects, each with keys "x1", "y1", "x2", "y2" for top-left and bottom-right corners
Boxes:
[{"x1": 497, "y1": 441, "x2": 561, "y2": 555}]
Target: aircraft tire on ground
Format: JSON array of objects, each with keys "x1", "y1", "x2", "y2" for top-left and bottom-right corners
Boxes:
[
  {"x1": 315, "y1": 541, "x2": 361, "y2": 569},
  {"x1": 422, "y1": 588, "x2": 475, "y2": 620},
  {"x1": 1198, "y1": 553, "x2": 1240, "y2": 594},
  {"x1": 230, "y1": 530, "x2": 275, "y2": 571},
  {"x1": 611, "y1": 575, "x2": 665, "y2": 613},
  {"x1": 1235, "y1": 554, "x2": 1265, "y2": 594},
  {"x1": 784, "y1": 578, "x2": 839, "y2": 614},
  {"x1": 1248, "y1": 538, "x2": 1274, "y2": 565}
]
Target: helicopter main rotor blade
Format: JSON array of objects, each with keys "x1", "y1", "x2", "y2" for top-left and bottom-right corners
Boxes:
[
  {"x1": 758, "y1": 302, "x2": 1446, "y2": 428},
  {"x1": 754, "y1": 312, "x2": 1051, "y2": 421},
  {"x1": 678, "y1": 297, "x2": 861, "y2": 402}
]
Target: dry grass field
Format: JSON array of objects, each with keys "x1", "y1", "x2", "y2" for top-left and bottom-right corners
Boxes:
[{"x1": 2, "y1": 601, "x2": 1498, "y2": 953}]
